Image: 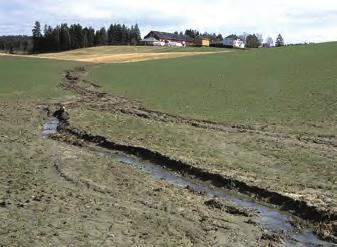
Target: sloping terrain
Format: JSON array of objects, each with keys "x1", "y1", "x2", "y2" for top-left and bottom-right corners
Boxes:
[
  {"x1": 0, "y1": 52, "x2": 270, "y2": 246},
  {"x1": 0, "y1": 102, "x2": 264, "y2": 246},
  {"x1": 58, "y1": 65, "x2": 337, "y2": 242},
  {"x1": 1, "y1": 46, "x2": 229, "y2": 63},
  {"x1": 1, "y1": 44, "x2": 337, "y2": 245},
  {"x1": 88, "y1": 42, "x2": 337, "y2": 133}
]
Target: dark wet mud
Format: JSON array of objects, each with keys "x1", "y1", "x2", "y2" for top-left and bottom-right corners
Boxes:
[
  {"x1": 96, "y1": 148, "x2": 332, "y2": 246},
  {"x1": 42, "y1": 117, "x2": 336, "y2": 246}
]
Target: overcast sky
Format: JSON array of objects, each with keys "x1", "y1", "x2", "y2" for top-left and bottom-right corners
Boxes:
[{"x1": 1, "y1": 0, "x2": 337, "y2": 43}]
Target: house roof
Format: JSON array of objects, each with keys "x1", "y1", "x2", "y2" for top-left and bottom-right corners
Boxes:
[
  {"x1": 145, "y1": 31, "x2": 194, "y2": 42},
  {"x1": 141, "y1": 37, "x2": 158, "y2": 42},
  {"x1": 225, "y1": 34, "x2": 240, "y2": 40}
]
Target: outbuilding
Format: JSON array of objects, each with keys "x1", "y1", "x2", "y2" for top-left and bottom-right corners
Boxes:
[{"x1": 195, "y1": 37, "x2": 210, "y2": 47}]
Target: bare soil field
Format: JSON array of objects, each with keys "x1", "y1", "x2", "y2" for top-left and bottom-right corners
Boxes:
[
  {"x1": 41, "y1": 51, "x2": 226, "y2": 63},
  {"x1": 0, "y1": 101, "x2": 268, "y2": 247},
  {"x1": 0, "y1": 46, "x2": 229, "y2": 64}
]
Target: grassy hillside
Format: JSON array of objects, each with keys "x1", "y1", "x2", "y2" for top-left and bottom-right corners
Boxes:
[
  {"x1": 89, "y1": 42, "x2": 337, "y2": 131},
  {"x1": 0, "y1": 56, "x2": 82, "y2": 99}
]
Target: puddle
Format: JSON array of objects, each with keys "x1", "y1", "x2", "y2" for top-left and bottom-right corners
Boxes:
[{"x1": 42, "y1": 117, "x2": 59, "y2": 137}]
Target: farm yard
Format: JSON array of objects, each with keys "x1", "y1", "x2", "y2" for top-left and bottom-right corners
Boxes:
[{"x1": 1, "y1": 43, "x2": 337, "y2": 246}]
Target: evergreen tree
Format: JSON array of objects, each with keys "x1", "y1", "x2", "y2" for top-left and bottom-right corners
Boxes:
[
  {"x1": 69, "y1": 24, "x2": 84, "y2": 49},
  {"x1": 32, "y1": 21, "x2": 42, "y2": 52},
  {"x1": 133, "y1": 24, "x2": 141, "y2": 44},
  {"x1": 110, "y1": 24, "x2": 119, "y2": 44},
  {"x1": 216, "y1": 34, "x2": 223, "y2": 40},
  {"x1": 108, "y1": 24, "x2": 114, "y2": 44},
  {"x1": 28, "y1": 21, "x2": 142, "y2": 52},
  {"x1": 43, "y1": 25, "x2": 55, "y2": 52},
  {"x1": 53, "y1": 26, "x2": 61, "y2": 51},
  {"x1": 185, "y1": 29, "x2": 200, "y2": 38},
  {"x1": 100, "y1": 27, "x2": 108, "y2": 45},
  {"x1": 87, "y1": 27, "x2": 95, "y2": 47},
  {"x1": 94, "y1": 28, "x2": 108, "y2": 46},
  {"x1": 275, "y1": 34, "x2": 285, "y2": 47},
  {"x1": 83, "y1": 28, "x2": 89, "y2": 48},
  {"x1": 59, "y1": 24, "x2": 71, "y2": 51},
  {"x1": 121, "y1": 24, "x2": 128, "y2": 44},
  {"x1": 115, "y1": 24, "x2": 122, "y2": 43},
  {"x1": 94, "y1": 30, "x2": 101, "y2": 46}
]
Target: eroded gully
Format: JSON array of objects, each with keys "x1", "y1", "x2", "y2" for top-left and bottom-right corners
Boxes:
[{"x1": 42, "y1": 117, "x2": 336, "y2": 246}]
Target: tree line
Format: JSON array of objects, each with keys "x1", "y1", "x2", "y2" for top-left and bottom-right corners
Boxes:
[
  {"x1": 172, "y1": 29, "x2": 223, "y2": 41},
  {"x1": 0, "y1": 36, "x2": 32, "y2": 53},
  {"x1": 173, "y1": 28, "x2": 285, "y2": 48},
  {"x1": 1, "y1": 23, "x2": 286, "y2": 54},
  {"x1": 32, "y1": 21, "x2": 141, "y2": 53},
  {"x1": 245, "y1": 33, "x2": 284, "y2": 48}
]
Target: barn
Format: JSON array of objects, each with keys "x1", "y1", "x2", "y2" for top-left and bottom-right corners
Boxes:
[{"x1": 144, "y1": 31, "x2": 195, "y2": 46}]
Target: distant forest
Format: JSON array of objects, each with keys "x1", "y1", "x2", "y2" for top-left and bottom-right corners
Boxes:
[
  {"x1": 32, "y1": 21, "x2": 142, "y2": 53},
  {"x1": 0, "y1": 22, "x2": 285, "y2": 54},
  {"x1": 0, "y1": 36, "x2": 33, "y2": 53},
  {"x1": 0, "y1": 21, "x2": 142, "y2": 54}
]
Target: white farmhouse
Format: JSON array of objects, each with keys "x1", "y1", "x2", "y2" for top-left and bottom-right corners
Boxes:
[
  {"x1": 223, "y1": 35, "x2": 245, "y2": 49},
  {"x1": 233, "y1": 39, "x2": 245, "y2": 49}
]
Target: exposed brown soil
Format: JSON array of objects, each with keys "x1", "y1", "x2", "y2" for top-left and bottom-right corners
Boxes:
[
  {"x1": 40, "y1": 51, "x2": 229, "y2": 63},
  {"x1": 1, "y1": 101, "x2": 270, "y2": 246},
  {"x1": 53, "y1": 119, "x2": 337, "y2": 221},
  {"x1": 0, "y1": 51, "x2": 228, "y2": 63},
  {"x1": 44, "y1": 65, "x2": 337, "y2": 243},
  {"x1": 204, "y1": 199, "x2": 256, "y2": 217}
]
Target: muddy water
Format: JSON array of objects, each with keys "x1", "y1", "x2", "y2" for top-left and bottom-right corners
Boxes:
[
  {"x1": 42, "y1": 117, "x2": 59, "y2": 137},
  {"x1": 42, "y1": 118, "x2": 335, "y2": 246},
  {"x1": 97, "y1": 149, "x2": 332, "y2": 247}
]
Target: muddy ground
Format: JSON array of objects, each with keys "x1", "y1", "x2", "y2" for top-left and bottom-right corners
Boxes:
[
  {"x1": 0, "y1": 101, "x2": 280, "y2": 246},
  {"x1": 58, "y1": 66, "x2": 337, "y2": 242},
  {"x1": 1, "y1": 63, "x2": 336, "y2": 246}
]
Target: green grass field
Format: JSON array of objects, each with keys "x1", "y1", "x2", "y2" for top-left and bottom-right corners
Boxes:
[
  {"x1": 0, "y1": 56, "x2": 82, "y2": 100},
  {"x1": 1, "y1": 43, "x2": 337, "y2": 243},
  {"x1": 88, "y1": 42, "x2": 337, "y2": 132}
]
